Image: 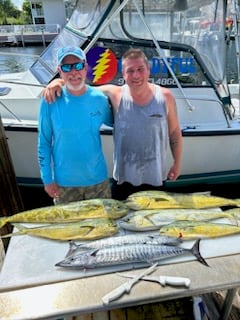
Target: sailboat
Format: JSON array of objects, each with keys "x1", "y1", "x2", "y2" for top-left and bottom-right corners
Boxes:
[{"x1": 0, "y1": 0, "x2": 240, "y2": 189}]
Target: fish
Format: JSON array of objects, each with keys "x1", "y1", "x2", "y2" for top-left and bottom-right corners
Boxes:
[
  {"x1": 125, "y1": 190, "x2": 240, "y2": 210},
  {"x1": 1, "y1": 218, "x2": 118, "y2": 241},
  {"x1": 159, "y1": 220, "x2": 240, "y2": 239},
  {"x1": 0, "y1": 199, "x2": 129, "y2": 229},
  {"x1": 119, "y1": 208, "x2": 238, "y2": 231},
  {"x1": 64, "y1": 234, "x2": 182, "y2": 257},
  {"x1": 55, "y1": 238, "x2": 208, "y2": 269}
]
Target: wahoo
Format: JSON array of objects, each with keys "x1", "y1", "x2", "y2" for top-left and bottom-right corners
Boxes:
[
  {"x1": 56, "y1": 239, "x2": 208, "y2": 269},
  {"x1": 64, "y1": 233, "x2": 182, "y2": 257}
]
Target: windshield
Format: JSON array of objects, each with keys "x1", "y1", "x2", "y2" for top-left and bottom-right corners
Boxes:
[{"x1": 100, "y1": 0, "x2": 227, "y2": 83}]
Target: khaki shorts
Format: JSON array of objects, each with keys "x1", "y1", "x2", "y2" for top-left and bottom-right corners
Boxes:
[{"x1": 54, "y1": 179, "x2": 111, "y2": 205}]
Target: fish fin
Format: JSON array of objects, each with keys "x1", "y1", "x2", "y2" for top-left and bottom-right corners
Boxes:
[
  {"x1": 90, "y1": 248, "x2": 100, "y2": 256},
  {"x1": 191, "y1": 239, "x2": 209, "y2": 267},
  {"x1": 64, "y1": 240, "x2": 79, "y2": 258}
]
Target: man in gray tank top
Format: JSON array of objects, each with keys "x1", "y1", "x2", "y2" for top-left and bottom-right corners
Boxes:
[{"x1": 43, "y1": 49, "x2": 182, "y2": 200}]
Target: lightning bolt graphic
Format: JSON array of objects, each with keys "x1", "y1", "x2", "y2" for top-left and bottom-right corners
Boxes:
[{"x1": 93, "y1": 49, "x2": 111, "y2": 83}]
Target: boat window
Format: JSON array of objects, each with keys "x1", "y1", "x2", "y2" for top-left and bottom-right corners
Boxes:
[
  {"x1": 0, "y1": 87, "x2": 11, "y2": 96},
  {"x1": 30, "y1": 28, "x2": 89, "y2": 84},
  {"x1": 67, "y1": 0, "x2": 112, "y2": 35},
  {"x1": 100, "y1": 0, "x2": 226, "y2": 84}
]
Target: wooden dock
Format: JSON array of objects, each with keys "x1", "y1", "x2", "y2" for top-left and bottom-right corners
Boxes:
[
  {"x1": 0, "y1": 24, "x2": 60, "y2": 47},
  {"x1": 0, "y1": 115, "x2": 24, "y2": 250}
]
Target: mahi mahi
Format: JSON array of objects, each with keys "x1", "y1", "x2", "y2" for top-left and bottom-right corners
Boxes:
[
  {"x1": 126, "y1": 190, "x2": 240, "y2": 210},
  {"x1": 0, "y1": 199, "x2": 129, "y2": 229},
  {"x1": 159, "y1": 220, "x2": 240, "y2": 239},
  {"x1": 55, "y1": 239, "x2": 208, "y2": 269},
  {"x1": 1, "y1": 218, "x2": 118, "y2": 241},
  {"x1": 64, "y1": 234, "x2": 182, "y2": 257},
  {"x1": 119, "y1": 208, "x2": 239, "y2": 231}
]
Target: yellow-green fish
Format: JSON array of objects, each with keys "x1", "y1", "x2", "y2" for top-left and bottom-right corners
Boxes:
[
  {"x1": 0, "y1": 199, "x2": 129, "y2": 229},
  {"x1": 126, "y1": 190, "x2": 240, "y2": 210},
  {"x1": 1, "y1": 218, "x2": 118, "y2": 241},
  {"x1": 120, "y1": 208, "x2": 238, "y2": 231},
  {"x1": 159, "y1": 220, "x2": 240, "y2": 239}
]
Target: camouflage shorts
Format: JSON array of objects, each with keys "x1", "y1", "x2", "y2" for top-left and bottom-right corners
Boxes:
[{"x1": 54, "y1": 179, "x2": 111, "y2": 205}]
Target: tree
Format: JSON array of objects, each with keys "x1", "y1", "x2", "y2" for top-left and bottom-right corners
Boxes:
[
  {"x1": 0, "y1": 0, "x2": 21, "y2": 24},
  {"x1": 22, "y1": 0, "x2": 32, "y2": 24},
  {"x1": 0, "y1": 0, "x2": 33, "y2": 24}
]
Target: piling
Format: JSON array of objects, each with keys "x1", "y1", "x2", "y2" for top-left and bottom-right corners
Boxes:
[{"x1": 0, "y1": 115, "x2": 24, "y2": 252}]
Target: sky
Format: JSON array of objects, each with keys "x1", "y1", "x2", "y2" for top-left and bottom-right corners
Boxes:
[{"x1": 12, "y1": 0, "x2": 24, "y2": 9}]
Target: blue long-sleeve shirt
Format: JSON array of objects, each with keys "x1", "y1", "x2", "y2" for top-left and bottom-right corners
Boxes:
[{"x1": 38, "y1": 85, "x2": 113, "y2": 187}]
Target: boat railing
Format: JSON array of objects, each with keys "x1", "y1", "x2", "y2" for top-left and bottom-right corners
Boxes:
[
  {"x1": 0, "y1": 24, "x2": 61, "y2": 35},
  {"x1": 0, "y1": 24, "x2": 61, "y2": 46}
]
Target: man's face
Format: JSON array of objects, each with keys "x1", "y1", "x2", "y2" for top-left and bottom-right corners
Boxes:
[
  {"x1": 58, "y1": 55, "x2": 87, "y2": 92},
  {"x1": 122, "y1": 57, "x2": 150, "y2": 88}
]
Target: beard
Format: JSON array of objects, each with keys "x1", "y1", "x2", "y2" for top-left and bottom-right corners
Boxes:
[{"x1": 66, "y1": 78, "x2": 85, "y2": 92}]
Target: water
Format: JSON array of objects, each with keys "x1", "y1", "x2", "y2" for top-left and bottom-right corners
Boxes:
[{"x1": 0, "y1": 46, "x2": 44, "y2": 73}]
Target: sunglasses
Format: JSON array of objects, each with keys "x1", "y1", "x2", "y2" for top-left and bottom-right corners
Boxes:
[{"x1": 60, "y1": 62, "x2": 85, "y2": 72}]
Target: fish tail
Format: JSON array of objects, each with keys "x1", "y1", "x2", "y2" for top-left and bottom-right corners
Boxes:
[
  {"x1": 1, "y1": 223, "x2": 26, "y2": 238},
  {"x1": 191, "y1": 239, "x2": 209, "y2": 267},
  {"x1": 0, "y1": 217, "x2": 8, "y2": 228},
  {"x1": 234, "y1": 199, "x2": 240, "y2": 207},
  {"x1": 1, "y1": 233, "x2": 14, "y2": 238},
  {"x1": 227, "y1": 216, "x2": 239, "y2": 226}
]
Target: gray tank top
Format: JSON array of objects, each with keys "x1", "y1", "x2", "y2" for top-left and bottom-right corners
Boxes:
[{"x1": 113, "y1": 84, "x2": 169, "y2": 186}]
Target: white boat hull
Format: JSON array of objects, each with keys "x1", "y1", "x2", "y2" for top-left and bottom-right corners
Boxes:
[{"x1": 3, "y1": 117, "x2": 240, "y2": 188}]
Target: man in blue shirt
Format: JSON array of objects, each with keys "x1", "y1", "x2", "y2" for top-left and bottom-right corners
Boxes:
[{"x1": 38, "y1": 46, "x2": 113, "y2": 203}]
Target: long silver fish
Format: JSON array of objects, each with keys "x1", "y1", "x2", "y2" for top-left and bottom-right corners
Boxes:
[
  {"x1": 64, "y1": 234, "x2": 182, "y2": 258},
  {"x1": 56, "y1": 239, "x2": 208, "y2": 269}
]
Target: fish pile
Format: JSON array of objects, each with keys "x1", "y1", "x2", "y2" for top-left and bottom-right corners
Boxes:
[
  {"x1": 0, "y1": 199, "x2": 129, "y2": 241},
  {"x1": 2, "y1": 190, "x2": 240, "y2": 243},
  {"x1": 119, "y1": 190, "x2": 240, "y2": 239},
  {"x1": 55, "y1": 234, "x2": 208, "y2": 269}
]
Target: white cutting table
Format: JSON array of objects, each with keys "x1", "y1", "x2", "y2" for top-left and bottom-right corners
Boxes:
[{"x1": 0, "y1": 227, "x2": 240, "y2": 320}]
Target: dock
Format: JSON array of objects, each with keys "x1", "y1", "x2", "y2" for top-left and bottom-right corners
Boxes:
[
  {"x1": 0, "y1": 24, "x2": 60, "y2": 47},
  {"x1": 0, "y1": 115, "x2": 24, "y2": 251}
]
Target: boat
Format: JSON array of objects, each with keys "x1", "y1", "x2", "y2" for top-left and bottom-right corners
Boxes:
[{"x1": 0, "y1": 0, "x2": 240, "y2": 190}]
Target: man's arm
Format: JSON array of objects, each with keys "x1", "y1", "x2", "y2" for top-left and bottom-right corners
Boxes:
[
  {"x1": 163, "y1": 88, "x2": 182, "y2": 180},
  {"x1": 42, "y1": 78, "x2": 122, "y2": 112},
  {"x1": 98, "y1": 84, "x2": 121, "y2": 112},
  {"x1": 38, "y1": 99, "x2": 60, "y2": 198}
]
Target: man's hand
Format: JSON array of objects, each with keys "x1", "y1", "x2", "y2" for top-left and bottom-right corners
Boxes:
[
  {"x1": 44, "y1": 183, "x2": 60, "y2": 198},
  {"x1": 168, "y1": 163, "x2": 181, "y2": 181},
  {"x1": 42, "y1": 79, "x2": 65, "y2": 103}
]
